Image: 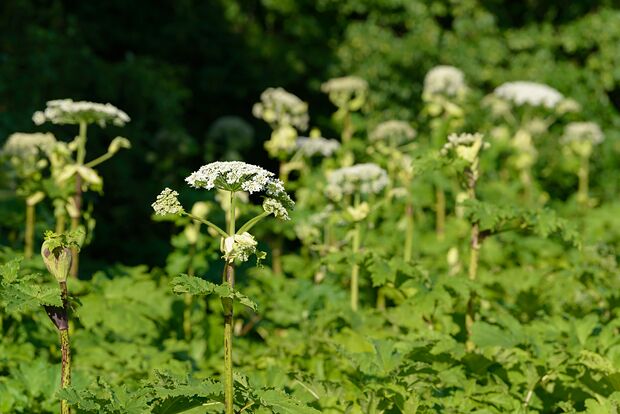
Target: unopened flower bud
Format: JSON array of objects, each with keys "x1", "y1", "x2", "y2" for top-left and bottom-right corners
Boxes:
[{"x1": 41, "y1": 242, "x2": 72, "y2": 283}]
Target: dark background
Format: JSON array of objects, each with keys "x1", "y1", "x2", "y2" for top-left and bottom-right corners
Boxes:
[{"x1": 1, "y1": 0, "x2": 618, "y2": 269}]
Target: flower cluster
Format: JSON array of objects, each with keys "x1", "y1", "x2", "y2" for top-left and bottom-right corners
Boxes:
[
  {"x1": 2, "y1": 132, "x2": 57, "y2": 158},
  {"x1": 369, "y1": 120, "x2": 416, "y2": 145},
  {"x1": 441, "y1": 133, "x2": 489, "y2": 164},
  {"x1": 493, "y1": 81, "x2": 564, "y2": 109},
  {"x1": 222, "y1": 232, "x2": 260, "y2": 263},
  {"x1": 252, "y1": 88, "x2": 309, "y2": 130},
  {"x1": 152, "y1": 188, "x2": 184, "y2": 216},
  {"x1": 325, "y1": 163, "x2": 389, "y2": 201},
  {"x1": 561, "y1": 122, "x2": 604, "y2": 145},
  {"x1": 296, "y1": 136, "x2": 341, "y2": 157},
  {"x1": 321, "y1": 76, "x2": 368, "y2": 110},
  {"x1": 186, "y1": 161, "x2": 294, "y2": 219},
  {"x1": 33, "y1": 99, "x2": 130, "y2": 127},
  {"x1": 423, "y1": 65, "x2": 467, "y2": 98}
]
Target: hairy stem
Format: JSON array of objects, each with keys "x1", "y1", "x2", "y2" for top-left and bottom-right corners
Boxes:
[
  {"x1": 184, "y1": 243, "x2": 196, "y2": 340},
  {"x1": 271, "y1": 237, "x2": 283, "y2": 276},
  {"x1": 59, "y1": 281, "x2": 71, "y2": 414},
  {"x1": 70, "y1": 122, "x2": 87, "y2": 279},
  {"x1": 222, "y1": 263, "x2": 235, "y2": 414},
  {"x1": 465, "y1": 166, "x2": 480, "y2": 352}
]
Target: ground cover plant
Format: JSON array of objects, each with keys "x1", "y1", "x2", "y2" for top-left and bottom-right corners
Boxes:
[{"x1": 2, "y1": 2, "x2": 620, "y2": 413}]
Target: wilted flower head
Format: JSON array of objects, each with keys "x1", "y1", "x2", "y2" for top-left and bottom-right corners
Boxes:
[
  {"x1": 186, "y1": 161, "x2": 294, "y2": 219},
  {"x1": 33, "y1": 99, "x2": 130, "y2": 127},
  {"x1": 3, "y1": 132, "x2": 56, "y2": 158},
  {"x1": 494, "y1": 81, "x2": 563, "y2": 109},
  {"x1": 252, "y1": 88, "x2": 309, "y2": 130},
  {"x1": 369, "y1": 120, "x2": 417, "y2": 145},
  {"x1": 152, "y1": 188, "x2": 184, "y2": 216},
  {"x1": 561, "y1": 122, "x2": 604, "y2": 145},
  {"x1": 296, "y1": 136, "x2": 341, "y2": 157},
  {"x1": 441, "y1": 133, "x2": 489, "y2": 164},
  {"x1": 321, "y1": 76, "x2": 368, "y2": 110},
  {"x1": 326, "y1": 163, "x2": 389, "y2": 201},
  {"x1": 423, "y1": 65, "x2": 467, "y2": 98}
]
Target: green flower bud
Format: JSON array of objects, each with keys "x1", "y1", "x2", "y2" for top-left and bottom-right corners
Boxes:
[{"x1": 41, "y1": 242, "x2": 73, "y2": 283}]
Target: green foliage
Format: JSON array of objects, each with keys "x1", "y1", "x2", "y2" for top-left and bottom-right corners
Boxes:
[{"x1": 172, "y1": 274, "x2": 257, "y2": 311}]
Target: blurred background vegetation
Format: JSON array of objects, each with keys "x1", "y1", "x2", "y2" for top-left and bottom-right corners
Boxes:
[{"x1": 1, "y1": 0, "x2": 619, "y2": 269}]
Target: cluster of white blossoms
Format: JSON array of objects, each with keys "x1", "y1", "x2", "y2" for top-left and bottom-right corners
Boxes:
[
  {"x1": 2, "y1": 132, "x2": 57, "y2": 158},
  {"x1": 441, "y1": 132, "x2": 490, "y2": 164},
  {"x1": 561, "y1": 122, "x2": 604, "y2": 145},
  {"x1": 321, "y1": 76, "x2": 368, "y2": 110},
  {"x1": 151, "y1": 188, "x2": 184, "y2": 216},
  {"x1": 252, "y1": 88, "x2": 309, "y2": 130},
  {"x1": 186, "y1": 161, "x2": 294, "y2": 219},
  {"x1": 222, "y1": 232, "x2": 259, "y2": 263},
  {"x1": 296, "y1": 136, "x2": 341, "y2": 157},
  {"x1": 493, "y1": 81, "x2": 564, "y2": 109},
  {"x1": 369, "y1": 120, "x2": 416, "y2": 145},
  {"x1": 423, "y1": 65, "x2": 467, "y2": 98},
  {"x1": 325, "y1": 163, "x2": 389, "y2": 201},
  {"x1": 32, "y1": 99, "x2": 130, "y2": 127}
]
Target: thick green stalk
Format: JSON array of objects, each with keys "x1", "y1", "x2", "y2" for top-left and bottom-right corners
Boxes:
[
  {"x1": 342, "y1": 111, "x2": 352, "y2": 144},
  {"x1": 70, "y1": 122, "x2": 88, "y2": 279},
  {"x1": 222, "y1": 191, "x2": 236, "y2": 414},
  {"x1": 184, "y1": 243, "x2": 196, "y2": 340},
  {"x1": 25, "y1": 202, "x2": 35, "y2": 259},
  {"x1": 577, "y1": 155, "x2": 589, "y2": 206},
  {"x1": 404, "y1": 202, "x2": 414, "y2": 262},
  {"x1": 435, "y1": 187, "x2": 445, "y2": 239},
  {"x1": 350, "y1": 194, "x2": 362, "y2": 311},
  {"x1": 465, "y1": 167, "x2": 480, "y2": 352}
]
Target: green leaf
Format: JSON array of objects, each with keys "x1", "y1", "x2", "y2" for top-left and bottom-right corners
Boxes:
[{"x1": 171, "y1": 274, "x2": 257, "y2": 311}]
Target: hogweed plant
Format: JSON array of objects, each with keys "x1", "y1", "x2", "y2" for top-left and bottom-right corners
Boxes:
[
  {"x1": 321, "y1": 76, "x2": 368, "y2": 150},
  {"x1": 152, "y1": 161, "x2": 293, "y2": 414},
  {"x1": 422, "y1": 65, "x2": 468, "y2": 238},
  {"x1": 33, "y1": 99, "x2": 130, "y2": 277},
  {"x1": 40, "y1": 231, "x2": 81, "y2": 414},
  {"x1": 2, "y1": 133, "x2": 57, "y2": 259},
  {"x1": 252, "y1": 87, "x2": 309, "y2": 181},
  {"x1": 440, "y1": 132, "x2": 489, "y2": 350},
  {"x1": 560, "y1": 122, "x2": 604, "y2": 207},
  {"x1": 325, "y1": 163, "x2": 389, "y2": 311},
  {"x1": 489, "y1": 81, "x2": 578, "y2": 203},
  {"x1": 368, "y1": 120, "x2": 417, "y2": 262}
]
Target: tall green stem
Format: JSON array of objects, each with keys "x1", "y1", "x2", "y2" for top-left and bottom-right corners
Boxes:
[
  {"x1": 350, "y1": 194, "x2": 361, "y2": 311},
  {"x1": 184, "y1": 243, "x2": 196, "y2": 340},
  {"x1": 465, "y1": 167, "x2": 480, "y2": 351},
  {"x1": 435, "y1": 187, "x2": 445, "y2": 239},
  {"x1": 222, "y1": 191, "x2": 236, "y2": 414},
  {"x1": 25, "y1": 202, "x2": 35, "y2": 259},
  {"x1": 70, "y1": 122, "x2": 88, "y2": 279},
  {"x1": 577, "y1": 155, "x2": 589, "y2": 206},
  {"x1": 404, "y1": 202, "x2": 414, "y2": 262}
]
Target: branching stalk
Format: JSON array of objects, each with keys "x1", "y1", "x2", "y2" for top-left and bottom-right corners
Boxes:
[
  {"x1": 577, "y1": 155, "x2": 589, "y2": 206},
  {"x1": 70, "y1": 121, "x2": 87, "y2": 279},
  {"x1": 351, "y1": 194, "x2": 362, "y2": 311},
  {"x1": 222, "y1": 190, "x2": 236, "y2": 414},
  {"x1": 25, "y1": 202, "x2": 35, "y2": 259}
]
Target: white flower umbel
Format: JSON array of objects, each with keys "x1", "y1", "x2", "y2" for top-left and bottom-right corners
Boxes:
[
  {"x1": 369, "y1": 120, "x2": 416, "y2": 146},
  {"x1": 423, "y1": 65, "x2": 467, "y2": 98},
  {"x1": 321, "y1": 76, "x2": 368, "y2": 110},
  {"x1": 561, "y1": 122, "x2": 604, "y2": 146},
  {"x1": 3, "y1": 132, "x2": 57, "y2": 158},
  {"x1": 326, "y1": 163, "x2": 389, "y2": 202},
  {"x1": 494, "y1": 81, "x2": 564, "y2": 109},
  {"x1": 252, "y1": 88, "x2": 309, "y2": 130},
  {"x1": 33, "y1": 99, "x2": 130, "y2": 127},
  {"x1": 152, "y1": 188, "x2": 184, "y2": 216},
  {"x1": 296, "y1": 136, "x2": 341, "y2": 157}
]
